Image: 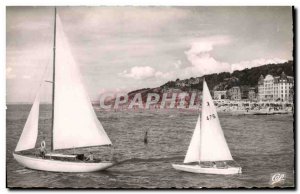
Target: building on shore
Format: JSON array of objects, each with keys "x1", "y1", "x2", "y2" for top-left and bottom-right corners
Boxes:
[
  {"x1": 240, "y1": 86, "x2": 250, "y2": 100},
  {"x1": 258, "y1": 72, "x2": 294, "y2": 102},
  {"x1": 214, "y1": 90, "x2": 227, "y2": 100},
  {"x1": 227, "y1": 86, "x2": 241, "y2": 100},
  {"x1": 248, "y1": 87, "x2": 257, "y2": 101},
  {"x1": 239, "y1": 86, "x2": 257, "y2": 101}
]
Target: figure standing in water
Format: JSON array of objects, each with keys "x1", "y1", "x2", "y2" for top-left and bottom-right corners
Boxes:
[{"x1": 144, "y1": 129, "x2": 148, "y2": 144}]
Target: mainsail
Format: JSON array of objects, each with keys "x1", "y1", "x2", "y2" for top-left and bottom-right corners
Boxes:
[
  {"x1": 53, "y1": 14, "x2": 112, "y2": 150},
  {"x1": 199, "y1": 80, "x2": 233, "y2": 161},
  {"x1": 183, "y1": 115, "x2": 201, "y2": 163},
  {"x1": 15, "y1": 93, "x2": 40, "y2": 152}
]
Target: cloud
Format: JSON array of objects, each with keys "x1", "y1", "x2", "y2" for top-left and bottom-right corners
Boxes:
[
  {"x1": 231, "y1": 58, "x2": 288, "y2": 72},
  {"x1": 6, "y1": 7, "x2": 293, "y2": 103},
  {"x1": 184, "y1": 36, "x2": 232, "y2": 75},
  {"x1": 119, "y1": 66, "x2": 175, "y2": 81},
  {"x1": 111, "y1": 35, "x2": 290, "y2": 87},
  {"x1": 173, "y1": 60, "x2": 183, "y2": 69},
  {"x1": 119, "y1": 66, "x2": 156, "y2": 80},
  {"x1": 181, "y1": 36, "x2": 288, "y2": 78}
]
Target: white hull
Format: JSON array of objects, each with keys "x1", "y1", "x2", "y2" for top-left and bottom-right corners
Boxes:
[
  {"x1": 172, "y1": 164, "x2": 242, "y2": 175},
  {"x1": 13, "y1": 153, "x2": 114, "y2": 173}
]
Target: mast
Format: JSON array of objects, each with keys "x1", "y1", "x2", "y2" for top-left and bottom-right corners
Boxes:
[
  {"x1": 199, "y1": 76, "x2": 204, "y2": 164},
  {"x1": 51, "y1": 7, "x2": 57, "y2": 151},
  {"x1": 199, "y1": 76, "x2": 206, "y2": 164}
]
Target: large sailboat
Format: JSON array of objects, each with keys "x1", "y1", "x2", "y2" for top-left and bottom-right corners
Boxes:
[
  {"x1": 13, "y1": 8, "x2": 115, "y2": 172},
  {"x1": 172, "y1": 79, "x2": 242, "y2": 175}
]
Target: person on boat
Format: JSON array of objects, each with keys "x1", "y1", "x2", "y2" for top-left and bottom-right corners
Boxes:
[
  {"x1": 223, "y1": 161, "x2": 228, "y2": 168},
  {"x1": 86, "y1": 152, "x2": 94, "y2": 161},
  {"x1": 39, "y1": 140, "x2": 47, "y2": 158},
  {"x1": 212, "y1": 162, "x2": 217, "y2": 168},
  {"x1": 218, "y1": 161, "x2": 228, "y2": 168}
]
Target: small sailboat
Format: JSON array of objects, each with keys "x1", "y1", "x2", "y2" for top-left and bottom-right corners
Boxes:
[
  {"x1": 13, "y1": 8, "x2": 114, "y2": 173},
  {"x1": 172, "y1": 79, "x2": 242, "y2": 175}
]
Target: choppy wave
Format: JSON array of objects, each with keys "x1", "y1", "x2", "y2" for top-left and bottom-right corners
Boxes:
[{"x1": 6, "y1": 104, "x2": 294, "y2": 188}]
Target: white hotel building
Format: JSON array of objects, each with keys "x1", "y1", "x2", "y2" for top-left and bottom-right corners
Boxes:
[{"x1": 258, "y1": 72, "x2": 294, "y2": 102}]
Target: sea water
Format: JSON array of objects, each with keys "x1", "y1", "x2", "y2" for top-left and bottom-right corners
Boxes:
[{"x1": 6, "y1": 104, "x2": 294, "y2": 188}]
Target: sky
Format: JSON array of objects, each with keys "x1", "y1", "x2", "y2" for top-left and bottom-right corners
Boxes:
[{"x1": 6, "y1": 6, "x2": 293, "y2": 103}]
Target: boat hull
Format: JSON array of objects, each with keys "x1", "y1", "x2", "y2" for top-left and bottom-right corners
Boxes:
[
  {"x1": 172, "y1": 164, "x2": 242, "y2": 175},
  {"x1": 13, "y1": 153, "x2": 114, "y2": 173}
]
